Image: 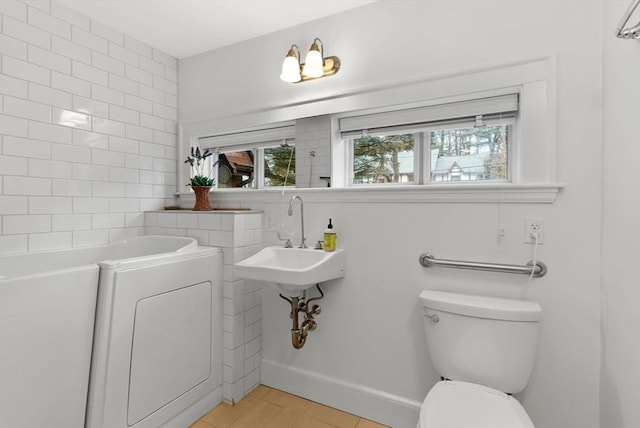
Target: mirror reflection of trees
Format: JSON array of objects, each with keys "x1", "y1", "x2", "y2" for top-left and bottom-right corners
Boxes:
[{"x1": 264, "y1": 146, "x2": 296, "y2": 187}]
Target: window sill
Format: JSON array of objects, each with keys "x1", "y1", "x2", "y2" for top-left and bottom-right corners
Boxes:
[{"x1": 175, "y1": 183, "x2": 563, "y2": 204}]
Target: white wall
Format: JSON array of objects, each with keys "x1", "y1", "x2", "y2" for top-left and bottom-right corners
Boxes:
[
  {"x1": 601, "y1": 2, "x2": 640, "y2": 427},
  {"x1": 180, "y1": 1, "x2": 603, "y2": 427},
  {"x1": 0, "y1": 0, "x2": 177, "y2": 254}
]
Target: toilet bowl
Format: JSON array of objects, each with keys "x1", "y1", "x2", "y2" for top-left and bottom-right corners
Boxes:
[
  {"x1": 418, "y1": 290, "x2": 541, "y2": 428},
  {"x1": 418, "y1": 381, "x2": 534, "y2": 428}
]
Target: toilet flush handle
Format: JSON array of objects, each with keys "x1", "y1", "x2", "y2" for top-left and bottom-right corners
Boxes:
[{"x1": 427, "y1": 313, "x2": 439, "y2": 323}]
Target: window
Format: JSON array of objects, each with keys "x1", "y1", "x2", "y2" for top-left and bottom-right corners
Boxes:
[
  {"x1": 216, "y1": 149, "x2": 256, "y2": 189},
  {"x1": 198, "y1": 124, "x2": 295, "y2": 189},
  {"x1": 264, "y1": 145, "x2": 296, "y2": 187},
  {"x1": 340, "y1": 94, "x2": 517, "y2": 186},
  {"x1": 429, "y1": 123, "x2": 510, "y2": 182},
  {"x1": 352, "y1": 134, "x2": 415, "y2": 184}
]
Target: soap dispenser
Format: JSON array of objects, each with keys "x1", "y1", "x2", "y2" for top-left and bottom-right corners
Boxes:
[{"x1": 323, "y1": 219, "x2": 336, "y2": 252}]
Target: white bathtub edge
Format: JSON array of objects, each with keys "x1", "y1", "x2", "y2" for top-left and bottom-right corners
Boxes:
[{"x1": 98, "y1": 246, "x2": 221, "y2": 270}]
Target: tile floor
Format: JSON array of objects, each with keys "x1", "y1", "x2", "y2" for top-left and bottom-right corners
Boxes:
[{"x1": 190, "y1": 385, "x2": 389, "y2": 428}]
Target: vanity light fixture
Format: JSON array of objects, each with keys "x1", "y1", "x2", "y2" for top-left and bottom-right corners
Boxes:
[{"x1": 280, "y1": 38, "x2": 341, "y2": 83}]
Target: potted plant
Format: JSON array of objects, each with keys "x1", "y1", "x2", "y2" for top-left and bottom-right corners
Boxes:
[{"x1": 185, "y1": 146, "x2": 218, "y2": 211}]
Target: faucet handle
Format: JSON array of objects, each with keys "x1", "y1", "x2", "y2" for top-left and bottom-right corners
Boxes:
[
  {"x1": 314, "y1": 240, "x2": 323, "y2": 250},
  {"x1": 276, "y1": 232, "x2": 293, "y2": 248}
]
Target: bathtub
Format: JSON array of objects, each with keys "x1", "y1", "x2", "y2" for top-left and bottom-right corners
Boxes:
[
  {"x1": 0, "y1": 251, "x2": 98, "y2": 428},
  {"x1": 0, "y1": 236, "x2": 223, "y2": 428}
]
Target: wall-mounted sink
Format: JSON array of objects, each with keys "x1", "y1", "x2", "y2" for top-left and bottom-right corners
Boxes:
[{"x1": 235, "y1": 246, "x2": 346, "y2": 295}]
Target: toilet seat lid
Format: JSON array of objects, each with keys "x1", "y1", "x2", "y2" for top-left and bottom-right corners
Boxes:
[{"x1": 419, "y1": 381, "x2": 534, "y2": 428}]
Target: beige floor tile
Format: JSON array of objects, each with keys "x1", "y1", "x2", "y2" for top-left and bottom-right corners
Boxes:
[
  {"x1": 200, "y1": 397, "x2": 261, "y2": 428},
  {"x1": 246, "y1": 384, "x2": 272, "y2": 400},
  {"x1": 190, "y1": 420, "x2": 215, "y2": 428},
  {"x1": 262, "y1": 388, "x2": 312, "y2": 411},
  {"x1": 195, "y1": 386, "x2": 388, "y2": 428},
  {"x1": 355, "y1": 418, "x2": 390, "y2": 428},
  {"x1": 228, "y1": 400, "x2": 281, "y2": 428},
  {"x1": 261, "y1": 406, "x2": 306, "y2": 428},
  {"x1": 292, "y1": 414, "x2": 336, "y2": 428},
  {"x1": 305, "y1": 402, "x2": 360, "y2": 428}
]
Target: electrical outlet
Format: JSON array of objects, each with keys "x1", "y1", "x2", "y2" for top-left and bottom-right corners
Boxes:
[
  {"x1": 264, "y1": 215, "x2": 277, "y2": 232},
  {"x1": 524, "y1": 218, "x2": 544, "y2": 244}
]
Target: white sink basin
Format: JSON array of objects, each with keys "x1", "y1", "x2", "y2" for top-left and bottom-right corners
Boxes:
[{"x1": 235, "y1": 246, "x2": 346, "y2": 295}]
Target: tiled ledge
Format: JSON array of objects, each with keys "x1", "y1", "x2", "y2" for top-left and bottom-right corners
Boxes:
[
  {"x1": 144, "y1": 210, "x2": 263, "y2": 403},
  {"x1": 144, "y1": 210, "x2": 262, "y2": 248}
]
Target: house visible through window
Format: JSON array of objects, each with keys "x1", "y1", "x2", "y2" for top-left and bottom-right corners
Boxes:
[
  {"x1": 340, "y1": 94, "x2": 517, "y2": 186},
  {"x1": 197, "y1": 124, "x2": 295, "y2": 189},
  {"x1": 430, "y1": 124, "x2": 510, "y2": 182},
  {"x1": 217, "y1": 150, "x2": 255, "y2": 188}
]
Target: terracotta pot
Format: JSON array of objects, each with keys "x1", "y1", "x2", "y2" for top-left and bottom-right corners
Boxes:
[{"x1": 191, "y1": 186, "x2": 212, "y2": 211}]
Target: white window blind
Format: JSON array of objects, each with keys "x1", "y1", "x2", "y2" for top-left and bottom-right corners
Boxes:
[
  {"x1": 339, "y1": 94, "x2": 518, "y2": 137},
  {"x1": 198, "y1": 123, "x2": 295, "y2": 151}
]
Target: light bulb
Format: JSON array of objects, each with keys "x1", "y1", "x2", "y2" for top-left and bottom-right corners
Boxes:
[
  {"x1": 280, "y1": 46, "x2": 301, "y2": 82},
  {"x1": 302, "y1": 43, "x2": 324, "y2": 78}
]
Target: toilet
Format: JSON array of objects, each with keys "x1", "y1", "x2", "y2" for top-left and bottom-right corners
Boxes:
[{"x1": 418, "y1": 290, "x2": 541, "y2": 428}]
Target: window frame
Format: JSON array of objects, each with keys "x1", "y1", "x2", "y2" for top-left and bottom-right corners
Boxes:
[
  {"x1": 346, "y1": 131, "x2": 423, "y2": 186},
  {"x1": 341, "y1": 97, "x2": 518, "y2": 187},
  {"x1": 196, "y1": 124, "x2": 296, "y2": 190},
  {"x1": 423, "y1": 116, "x2": 515, "y2": 185}
]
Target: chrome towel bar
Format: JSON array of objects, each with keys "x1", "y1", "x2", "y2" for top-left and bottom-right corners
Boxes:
[{"x1": 419, "y1": 253, "x2": 547, "y2": 278}]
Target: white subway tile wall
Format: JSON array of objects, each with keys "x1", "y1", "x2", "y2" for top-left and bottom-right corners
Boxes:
[
  {"x1": 0, "y1": 0, "x2": 177, "y2": 254},
  {"x1": 295, "y1": 115, "x2": 331, "y2": 188},
  {"x1": 144, "y1": 211, "x2": 264, "y2": 404}
]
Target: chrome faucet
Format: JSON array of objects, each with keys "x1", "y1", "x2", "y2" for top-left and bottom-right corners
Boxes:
[{"x1": 288, "y1": 195, "x2": 307, "y2": 248}]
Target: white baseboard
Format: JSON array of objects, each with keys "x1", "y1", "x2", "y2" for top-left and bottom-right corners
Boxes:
[{"x1": 261, "y1": 359, "x2": 421, "y2": 428}]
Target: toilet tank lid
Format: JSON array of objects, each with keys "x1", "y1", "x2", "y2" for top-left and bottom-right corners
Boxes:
[{"x1": 419, "y1": 290, "x2": 541, "y2": 322}]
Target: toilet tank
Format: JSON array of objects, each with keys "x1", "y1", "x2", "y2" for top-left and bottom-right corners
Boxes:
[{"x1": 420, "y1": 290, "x2": 541, "y2": 394}]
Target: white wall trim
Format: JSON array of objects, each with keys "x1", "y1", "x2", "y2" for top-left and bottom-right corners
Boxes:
[
  {"x1": 261, "y1": 359, "x2": 421, "y2": 427},
  {"x1": 175, "y1": 183, "x2": 563, "y2": 207}
]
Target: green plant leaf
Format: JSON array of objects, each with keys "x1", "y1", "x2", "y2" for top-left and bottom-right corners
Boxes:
[{"x1": 188, "y1": 175, "x2": 216, "y2": 187}]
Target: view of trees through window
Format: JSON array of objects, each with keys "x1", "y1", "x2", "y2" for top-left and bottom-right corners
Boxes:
[
  {"x1": 264, "y1": 146, "x2": 295, "y2": 187},
  {"x1": 352, "y1": 124, "x2": 509, "y2": 184},
  {"x1": 430, "y1": 125, "x2": 509, "y2": 182},
  {"x1": 353, "y1": 135, "x2": 414, "y2": 184}
]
